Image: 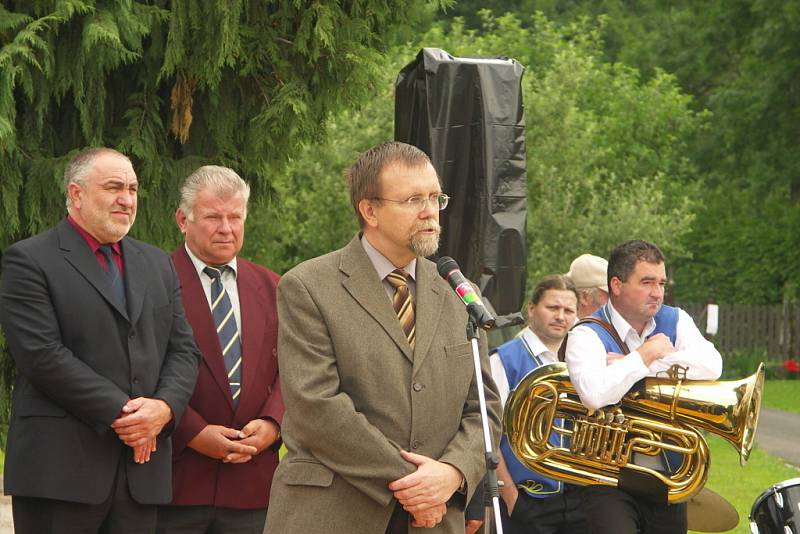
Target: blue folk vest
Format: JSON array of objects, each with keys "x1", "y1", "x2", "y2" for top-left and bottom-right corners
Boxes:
[
  {"x1": 584, "y1": 304, "x2": 681, "y2": 472},
  {"x1": 495, "y1": 335, "x2": 565, "y2": 498},
  {"x1": 587, "y1": 304, "x2": 678, "y2": 350}
]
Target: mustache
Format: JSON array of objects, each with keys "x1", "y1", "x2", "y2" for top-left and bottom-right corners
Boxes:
[{"x1": 412, "y1": 221, "x2": 441, "y2": 233}]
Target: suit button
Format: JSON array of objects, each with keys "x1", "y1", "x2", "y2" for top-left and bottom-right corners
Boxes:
[
  {"x1": 412, "y1": 382, "x2": 424, "y2": 392},
  {"x1": 132, "y1": 377, "x2": 139, "y2": 384},
  {"x1": 411, "y1": 440, "x2": 421, "y2": 450},
  {"x1": 129, "y1": 332, "x2": 135, "y2": 339}
]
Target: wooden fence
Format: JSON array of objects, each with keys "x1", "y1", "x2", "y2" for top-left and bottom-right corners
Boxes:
[{"x1": 678, "y1": 302, "x2": 800, "y2": 360}]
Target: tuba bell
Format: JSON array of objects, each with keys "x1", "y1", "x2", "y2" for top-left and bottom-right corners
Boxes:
[{"x1": 504, "y1": 362, "x2": 764, "y2": 503}]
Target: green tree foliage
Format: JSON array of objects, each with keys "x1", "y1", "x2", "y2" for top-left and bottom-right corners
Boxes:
[
  {"x1": 253, "y1": 12, "x2": 704, "y2": 293},
  {"x1": 0, "y1": 0, "x2": 447, "y2": 443},
  {"x1": 421, "y1": 13, "x2": 704, "y2": 287},
  {"x1": 439, "y1": 1, "x2": 800, "y2": 305},
  {"x1": 0, "y1": 0, "x2": 446, "y2": 250}
]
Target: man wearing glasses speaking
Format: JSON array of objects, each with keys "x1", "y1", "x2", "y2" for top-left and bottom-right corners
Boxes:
[{"x1": 266, "y1": 142, "x2": 500, "y2": 533}]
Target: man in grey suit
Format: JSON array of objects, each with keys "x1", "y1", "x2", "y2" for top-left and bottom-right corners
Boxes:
[
  {"x1": 265, "y1": 142, "x2": 501, "y2": 533},
  {"x1": 0, "y1": 147, "x2": 200, "y2": 533}
]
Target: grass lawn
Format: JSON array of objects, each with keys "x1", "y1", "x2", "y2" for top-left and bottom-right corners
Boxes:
[
  {"x1": 693, "y1": 434, "x2": 800, "y2": 534},
  {"x1": 762, "y1": 380, "x2": 800, "y2": 414}
]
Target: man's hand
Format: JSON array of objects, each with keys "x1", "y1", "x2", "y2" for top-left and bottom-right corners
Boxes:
[
  {"x1": 111, "y1": 397, "x2": 173, "y2": 447},
  {"x1": 465, "y1": 519, "x2": 483, "y2": 534},
  {"x1": 132, "y1": 437, "x2": 157, "y2": 464},
  {"x1": 388, "y1": 450, "x2": 462, "y2": 512},
  {"x1": 187, "y1": 424, "x2": 258, "y2": 461},
  {"x1": 497, "y1": 448, "x2": 519, "y2": 515},
  {"x1": 638, "y1": 333, "x2": 675, "y2": 366},
  {"x1": 222, "y1": 419, "x2": 280, "y2": 464},
  {"x1": 410, "y1": 503, "x2": 446, "y2": 529}
]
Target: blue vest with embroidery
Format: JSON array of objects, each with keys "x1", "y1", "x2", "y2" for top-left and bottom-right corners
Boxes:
[
  {"x1": 584, "y1": 304, "x2": 681, "y2": 472},
  {"x1": 496, "y1": 336, "x2": 565, "y2": 498}
]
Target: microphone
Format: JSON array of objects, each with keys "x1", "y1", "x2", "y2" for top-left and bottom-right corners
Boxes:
[{"x1": 436, "y1": 256, "x2": 496, "y2": 329}]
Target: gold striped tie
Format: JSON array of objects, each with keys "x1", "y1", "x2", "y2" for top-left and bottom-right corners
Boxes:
[{"x1": 386, "y1": 269, "x2": 415, "y2": 349}]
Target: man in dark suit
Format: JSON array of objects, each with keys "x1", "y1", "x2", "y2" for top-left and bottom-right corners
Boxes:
[
  {"x1": 0, "y1": 147, "x2": 201, "y2": 533},
  {"x1": 266, "y1": 142, "x2": 501, "y2": 533},
  {"x1": 156, "y1": 166, "x2": 282, "y2": 533}
]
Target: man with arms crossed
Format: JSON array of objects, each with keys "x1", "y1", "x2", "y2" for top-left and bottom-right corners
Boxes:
[
  {"x1": 157, "y1": 166, "x2": 283, "y2": 533},
  {"x1": 0, "y1": 147, "x2": 200, "y2": 533},
  {"x1": 565, "y1": 239, "x2": 722, "y2": 534},
  {"x1": 265, "y1": 142, "x2": 501, "y2": 533}
]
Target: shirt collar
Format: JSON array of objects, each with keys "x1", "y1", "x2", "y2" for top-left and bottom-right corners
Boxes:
[
  {"x1": 360, "y1": 234, "x2": 416, "y2": 282},
  {"x1": 605, "y1": 299, "x2": 656, "y2": 339},
  {"x1": 184, "y1": 243, "x2": 238, "y2": 280},
  {"x1": 520, "y1": 327, "x2": 558, "y2": 363},
  {"x1": 67, "y1": 215, "x2": 121, "y2": 255}
]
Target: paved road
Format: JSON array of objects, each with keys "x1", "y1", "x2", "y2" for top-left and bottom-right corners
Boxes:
[
  {"x1": 0, "y1": 493, "x2": 10, "y2": 534},
  {"x1": 754, "y1": 408, "x2": 800, "y2": 467}
]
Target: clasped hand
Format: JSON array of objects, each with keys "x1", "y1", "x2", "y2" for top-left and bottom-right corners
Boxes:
[
  {"x1": 111, "y1": 397, "x2": 173, "y2": 464},
  {"x1": 188, "y1": 419, "x2": 280, "y2": 464},
  {"x1": 388, "y1": 450, "x2": 463, "y2": 528}
]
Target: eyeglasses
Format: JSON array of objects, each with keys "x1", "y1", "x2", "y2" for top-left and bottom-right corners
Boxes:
[{"x1": 372, "y1": 194, "x2": 450, "y2": 211}]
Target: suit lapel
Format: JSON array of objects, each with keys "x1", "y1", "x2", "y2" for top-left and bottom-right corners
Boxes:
[
  {"x1": 237, "y1": 262, "x2": 268, "y2": 414},
  {"x1": 340, "y1": 236, "x2": 414, "y2": 362},
  {"x1": 173, "y1": 246, "x2": 234, "y2": 408},
  {"x1": 411, "y1": 259, "x2": 444, "y2": 373},
  {"x1": 58, "y1": 220, "x2": 129, "y2": 321},
  {"x1": 120, "y1": 239, "x2": 146, "y2": 327}
]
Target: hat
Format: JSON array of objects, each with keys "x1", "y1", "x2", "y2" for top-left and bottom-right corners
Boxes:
[{"x1": 565, "y1": 254, "x2": 608, "y2": 292}]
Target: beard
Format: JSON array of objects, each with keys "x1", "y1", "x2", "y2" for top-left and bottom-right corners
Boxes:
[{"x1": 410, "y1": 220, "x2": 441, "y2": 258}]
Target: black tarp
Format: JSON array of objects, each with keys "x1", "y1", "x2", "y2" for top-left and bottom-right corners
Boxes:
[{"x1": 395, "y1": 48, "x2": 528, "y2": 316}]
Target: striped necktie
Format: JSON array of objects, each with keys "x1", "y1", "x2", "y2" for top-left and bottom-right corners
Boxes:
[
  {"x1": 386, "y1": 269, "x2": 415, "y2": 349},
  {"x1": 203, "y1": 266, "x2": 242, "y2": 407}
]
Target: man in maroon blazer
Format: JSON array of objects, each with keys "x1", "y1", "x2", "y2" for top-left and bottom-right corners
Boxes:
[{"x1": 156, "y1": 165, "x2": 283, "y2": 533}]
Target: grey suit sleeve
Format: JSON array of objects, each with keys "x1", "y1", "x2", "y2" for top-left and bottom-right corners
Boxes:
[
  {"x1": 277, "y1": 272, "x2": 413, "y2": 506},
  {"x1": 0, "y1": 244, "x2": 129, "y2": 430},
  {"x1": 438, "y1": 329, "x2": 502, "y2": 504}
]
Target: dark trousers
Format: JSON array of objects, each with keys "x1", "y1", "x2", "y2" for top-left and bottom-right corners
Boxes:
[
  {"x1": 156, "y1": 504, "x2": 267, "y2": 534},
  {"x1": 384, "y1": 502, "x2": 410, "y2": 534},
  {"x1": 504, "y1": 487, "x2": 587, "y2": 534},
  {"x1": 12, "y1": 459, "x2": 156, "y2": 534},
  {"x1": 582, "y1": 486, "x2": 687, "y2": 534}
]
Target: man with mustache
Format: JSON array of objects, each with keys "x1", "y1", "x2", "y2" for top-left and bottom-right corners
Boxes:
[
  {"x1": 489, "y1": 275, "x2": 586, "y2": 534},
  {"x1": 564, "y1": 239, "x2": 722, "y2": 534},
  {"x1": 265, "y1": 141, "x2": 501, "y2": 533},
  {"x1": 0, "y1": 147, "x2": 200, "y2": 533}
]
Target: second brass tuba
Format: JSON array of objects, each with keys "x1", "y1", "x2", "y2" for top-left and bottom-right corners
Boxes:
[{"x1": 504, "y1": 362, "x2": 764, "y2": 503}]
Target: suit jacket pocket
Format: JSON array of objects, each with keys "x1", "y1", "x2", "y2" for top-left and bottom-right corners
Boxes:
[
  {"x1": 444, "y1": 341, "x2": 472, "y2": 359},
  {"x1": 283, "y1": 460, "x2": 334, "y2": 487}
]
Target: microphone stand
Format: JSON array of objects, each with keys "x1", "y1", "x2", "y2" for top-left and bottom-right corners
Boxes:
[{"x1": 466, "y1": 313, "x2": 504, "y2": 534}]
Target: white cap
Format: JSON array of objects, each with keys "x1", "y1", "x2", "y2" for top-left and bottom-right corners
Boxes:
[{"x1": 565, "y1": 254, "x2": 608, "y2": 292}]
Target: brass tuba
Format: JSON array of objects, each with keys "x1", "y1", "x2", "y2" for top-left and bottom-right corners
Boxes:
[{"x1": 504, "y1": 362, "x2": 764, "y2": 503}]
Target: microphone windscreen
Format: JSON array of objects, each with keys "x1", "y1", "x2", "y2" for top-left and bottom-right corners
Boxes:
[{"x1": 436, "y1": 256, "x2": 459, "y2": 279}]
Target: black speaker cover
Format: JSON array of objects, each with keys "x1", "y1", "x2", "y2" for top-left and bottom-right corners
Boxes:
[{"x1": 395, "y1": 48, "x2": 527, "y2": 316}]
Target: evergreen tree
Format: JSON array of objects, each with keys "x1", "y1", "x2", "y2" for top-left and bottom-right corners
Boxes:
[
  {"x1": 0, "y1": 0, "x2": 448, "y2": 443},
  {"x1": 0, "y1": 0, "x2": 446, "y2": 249}
]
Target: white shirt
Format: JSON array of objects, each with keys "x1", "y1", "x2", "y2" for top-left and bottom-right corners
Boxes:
[
  {"x1": 565, "y1": 300, "x2": 722, "y2": 411},
  {"x1": 490, "y1": 327, "x2": 558, "y2": 408},
  {"x1": 184, "y1": 244, "x2": 242, "y2": 336}
]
